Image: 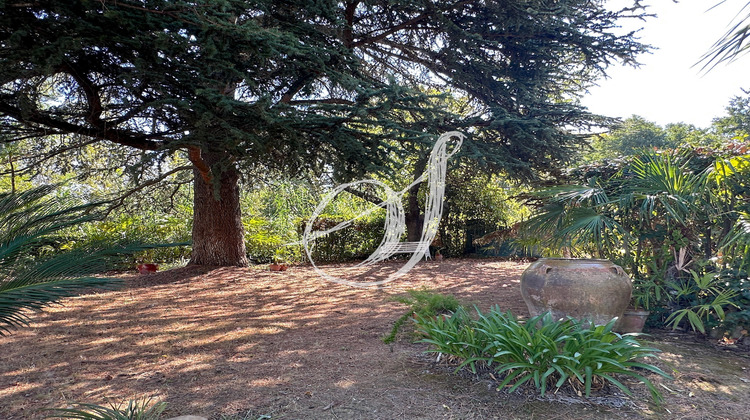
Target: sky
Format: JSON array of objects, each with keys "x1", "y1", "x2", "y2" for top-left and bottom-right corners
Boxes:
[{"x1": 580, "y1": 0, "x2": 750, "y2": 128}]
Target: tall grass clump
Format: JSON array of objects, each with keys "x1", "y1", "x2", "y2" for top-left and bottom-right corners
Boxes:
[
  {"x1": 45, "y1": 397, "x2": 166, "y2": 419},
  {"x1": 416, "y1": 306, "x2": 672, "y2": 403},
  {"x1": 383, "y1": 289, "x2": 461, "y2": 344}
]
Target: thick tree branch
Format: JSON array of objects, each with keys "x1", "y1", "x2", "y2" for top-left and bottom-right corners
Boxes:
[
  {"x1": 0, "y1": 101, "x2": 163, "y2": 150},
  {"x1": 288, "y1": 98, "x2": 356, "y2": 106},
  {"x1": 187, "y1": 146, "x2": 213, "y2": 185},
  {"x1": 279, "y1": 73, "x2": 317, "y2": 104},
  {"x1": 344, "y1": 185, "x2": 387, "y2": 208},
  {"x1": 60, "y1": 61, "x2": 104, "y2": 129},
  {"x1": 351, "y1": 12, "x2": 432, "y2": 48},
  {"x1": 343, "y1": 1, "x2": 359, "y2": 48}
]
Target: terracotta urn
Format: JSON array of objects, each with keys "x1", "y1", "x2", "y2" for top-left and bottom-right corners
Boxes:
[{"x1": 520, "y1": 258, "x2": 632, "y2": 326}]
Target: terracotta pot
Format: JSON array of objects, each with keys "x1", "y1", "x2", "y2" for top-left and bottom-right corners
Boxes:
[
  {"x1": 269, "y1": 263, "x2": 287, "y2": 272},
  {"x1": 615, "y1": 309, "x2": 650, "y2": 333},
  {"x1": 136, "y1": 263, "x2": 158, "y2": 275},
  {"x1": 520, "y1": 258, "x2": 632, "y2": 326}
]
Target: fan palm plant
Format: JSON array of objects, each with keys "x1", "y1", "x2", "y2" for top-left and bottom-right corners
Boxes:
[
  {"x1": 522, "y1": 149, "x2": 750, "y2": 331},
  {"x1": 523, "y1": 151, "x2": 707, "y2": 277},
  {"x1": 521, "y1": 181, "x2": 623, "y2": 257},
  {"x1": 0, "y1": 185, "x2": 157, "y2": 335}
]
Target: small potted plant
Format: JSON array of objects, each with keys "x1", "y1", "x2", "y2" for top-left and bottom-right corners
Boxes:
[
  {"x1": 268, "y1": 251, "x2": 288, "y2": 272},
  {"x1": 616, "y1": 276, "x2": 665, "y2": 333},
  {"x1": 268, "y1": 258, "x2": 287, "y2": 272},
  {"x1": 136, "y1": 262, "x2": 159, "y2": 275}
]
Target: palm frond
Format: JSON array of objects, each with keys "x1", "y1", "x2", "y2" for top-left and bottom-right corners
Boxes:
[
  {"x1": 529, "y1": 184, "x2": 608, "y2": 206},
  {"x1": 718, "y1": 212, "x2": 750, "y2": 268},
  {"x1": 698, "y1": 2, "x2": 750, "y2": 71},
  {"x1": 0, "y1": 277, "x2": 122, "y2": 334},
  {"x1": 559, "y1": 208, "x2": 624, "y2": 241},
  {"x1": 0, "y1": 185, "x2": 183, "y2": 335},
  {"x1": 628, "y1": 153, "x2": 703, "y2": 225}
]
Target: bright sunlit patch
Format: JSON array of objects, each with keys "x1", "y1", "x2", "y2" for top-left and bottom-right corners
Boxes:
[
  {"x1": 248, "y1": 377, "x2": 287, "y2": 387},
  {"x1": 335, "y1": 379, "x2": 356, "y2": 389}
]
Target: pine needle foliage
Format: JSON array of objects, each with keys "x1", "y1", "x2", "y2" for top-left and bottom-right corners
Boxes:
[{"x1": 0, "y1": 0, "x2": 651, "y2": 179}]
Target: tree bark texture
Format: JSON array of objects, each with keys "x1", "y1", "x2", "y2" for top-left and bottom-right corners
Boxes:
[
  {"x1": 406, "y1": 155, "x2": 428, "y2": 243},
  {"x1": 189, "y1": 150, "x2": 249, "y2": 266}
]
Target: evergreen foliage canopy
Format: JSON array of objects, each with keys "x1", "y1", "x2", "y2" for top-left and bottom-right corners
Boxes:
[
  {"x1": 0, "y1": 0, "x2": 650, "y2": 266},
  {"x1": 0, "y1": 0, "x2": 648, "y2": 179}
]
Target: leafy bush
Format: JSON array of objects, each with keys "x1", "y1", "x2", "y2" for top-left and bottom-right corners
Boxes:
[
  {"x1": 241, "y1": 178, "x2": 389, "y2": 264},
  {"x1": 719, "y1": 266, "x2": 750, "y2": 332},
  {"x1": 383, "y1": 289, "x2": 461, "y2": 344},
  {"x1": 76, "y1": 213, "x2": 192, "y2": 266},
  {"x1": 522, "y1": 148, "x2": 750, "y2": 333},
  {"x1": 413, "y1": 305, "x2": 481, "y2": 361},
  {"x1": 300, "y1": 214, "x2": 386, "y2": 264},
  {"x1": 416, "y1": 306, "x2": 672, "y2": 403},
  {"x1": 244, "y1": 216, "x2": 294, "y2": 263},
  {"x1": 666, "y1": 270, "x2": 739, "y2": 333},
  {"x1": 45, "y1": 397, "x2": 166, "y2": 419}
]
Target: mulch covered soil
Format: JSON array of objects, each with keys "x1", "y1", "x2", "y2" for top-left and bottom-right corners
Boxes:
[{"x1": 1, "y1": 258, "x2": 748, "y2": 419}]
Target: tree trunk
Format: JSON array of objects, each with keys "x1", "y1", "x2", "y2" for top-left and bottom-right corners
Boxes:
[
  {"x1": 406, "y1": 156, "x2": 428, "y2": 242},
  {"x1": 189, "y1": 150, "x2": 248, "y2": 266}
]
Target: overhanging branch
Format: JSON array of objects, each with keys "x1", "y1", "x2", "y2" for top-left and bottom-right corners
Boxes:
[
  {"x1": 98, "y1": 165, "x2": 193, "y2": 216},
  {"x1": 344, "y1": 185, "x2": 387, "y2": 208},
  {"x1": 0, "y1": 101, "x2": 163, "y2": 150}
]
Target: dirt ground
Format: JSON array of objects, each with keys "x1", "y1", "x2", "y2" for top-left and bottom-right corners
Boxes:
[{"x1": 1, "y1": 258, "x2": 748, "y2": 420}]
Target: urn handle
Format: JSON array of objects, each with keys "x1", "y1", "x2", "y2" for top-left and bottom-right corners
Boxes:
[
  {"x1": 610, "y1": 266, "x2": 625, "y2": 276},
  {"x1": 538, "y1": 264, "x2": 552, "y2": 275}
]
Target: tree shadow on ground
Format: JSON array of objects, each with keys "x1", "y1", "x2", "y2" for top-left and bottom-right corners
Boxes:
[{"x1": 0, "y1": 259, "x2": 747, "y2": 419}]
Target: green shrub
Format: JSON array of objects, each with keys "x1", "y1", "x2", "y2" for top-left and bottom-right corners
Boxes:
[
  {"x1": 383, "y1": 289, "x2": 461, "y2": 344},
  {"x1": 244, "y1": 216, "x2": 295, "y2": 263},
  {"x1": 301, "y1": 214, "x2": 386, "y2": 263},
  {"x1": 45, "y1": 397, "x2": 166, "y2": 419},
  {"x1": 239, "y1": 178, "x2": 391, "y2": 264},
  {"x1": 720, "y1": 266, "x2": 750, "y2": 332},
  {"x1": 666, "y1": 270, "x2": 739, "y2": 333},
  {"x1": 416, "y1": 306, "x2": 672, "y2": 403},
  {"x1": 413, "y1": 305, "x2": 482, "y2": 363},
  {"x1": 76, "y1": 214, "x2": 192, "y2": 265}
]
